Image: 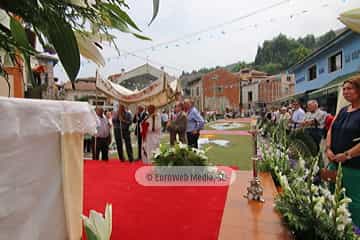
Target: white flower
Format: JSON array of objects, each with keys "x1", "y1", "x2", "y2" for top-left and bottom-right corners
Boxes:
[
  {"x1": 298, "y1": 158, "x2": 305, "y2": 170},
  {"x1": 178, "y1": 142, "x2": 188, "y2": 149},
  {"x1": 337, "y1": 224, "x2": 346, "y2": 232},
  {"x1": 153, "y1": 148, "x2": 161, "y2": 158},
  {"x1": 68, "y1": 0, "x2": 96, "y2": 7},
  {"x1": 82, "y1": 203, "x2": 112, "y2": 240},
  {"x1": 279, "y1": 175, "x2": 289, "y2": 189}
]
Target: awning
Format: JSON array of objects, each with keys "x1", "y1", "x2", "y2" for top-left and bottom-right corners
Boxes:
[
  {"x1": 273, "y1": 91, "x2": 308, "y2": 104},
  {"x1": 339, "y1": 8, "x2": 360, "y2": 33},
  {"x1": 96, "y1": 73, "x2": 181, "y2": 107},
  {"x1": 309, "y1": 72, "x2": 360, "y2": 98},
  {"x1": 308, "y1": 83, "x2": 342, "y2": 98}
]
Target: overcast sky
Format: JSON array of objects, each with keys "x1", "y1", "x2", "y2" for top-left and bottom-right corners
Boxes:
[{"x1": 54, "y1": 0, "x2": 359, "y2": 82}]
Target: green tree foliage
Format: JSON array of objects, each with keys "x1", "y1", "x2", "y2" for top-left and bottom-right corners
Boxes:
[
  {"x1": 231, "y1": 61, "x2": 252, "y2": 72},
  {"x1": 315, "y1": 30, "x2": 336, "y2": 49},
  {"x1": 254, "y1": 31, "x2": 337, "y2": 73},
  {"x1": 0, "y1": 0, "x2": 159, "y2": 87},
  {"x1": 289, "y1": 46, "x2": 312, "y2": 65}
]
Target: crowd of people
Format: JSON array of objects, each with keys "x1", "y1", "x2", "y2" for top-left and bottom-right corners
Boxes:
[
  {"x1": 89, "y1": 99, "x2": 205, "y2": 163},
  {"x1": 264, "y1": 99, "x2": 334, "y2": 152},
  {"x1": 262, "y1": 77, "x2": 360, "y2": 227}
]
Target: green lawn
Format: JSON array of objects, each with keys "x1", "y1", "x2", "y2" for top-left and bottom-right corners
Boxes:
[
  {"x1": 204, "y1": 122, "x2": 250, "y2": 131},
  {"x1": 110, "y1": 128, "x2": 253, "y2": 170},
  {"x1": 159, "y1": 133, "x2": 253, "y2": 170},
  {"x1": 202, "y1": 134, "x2": 253, "y2": 170}
]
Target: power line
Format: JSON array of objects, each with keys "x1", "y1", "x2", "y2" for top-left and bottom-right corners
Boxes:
[
  {"x1": 118, "y1": 49, "x2": 184, "y2": 73},
  {"x1": 124, "y1": 0, "x2": 291, "y2": 55}
]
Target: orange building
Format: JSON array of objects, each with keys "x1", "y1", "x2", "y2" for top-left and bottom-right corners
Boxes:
[
  {"x1": 0, "y1": 55, "x2": 25, "y2": 98},
  {"x1": 202, "y1": 68, "x2": 240, "y2": 114}
]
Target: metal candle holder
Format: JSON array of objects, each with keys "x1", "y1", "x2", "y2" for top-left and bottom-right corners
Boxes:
[{"x1": 244, "y1": 118, "x2": 264, "y2": 202}]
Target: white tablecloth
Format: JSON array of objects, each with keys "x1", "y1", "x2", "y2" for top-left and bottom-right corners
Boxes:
[{"x1": 0, "y1": 97, "x2": 97, "y2": 240}]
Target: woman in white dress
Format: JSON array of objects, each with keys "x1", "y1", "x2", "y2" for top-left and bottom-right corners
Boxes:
[{"x1": 141, "y1": 105, "x2": 161, "y2": 164}]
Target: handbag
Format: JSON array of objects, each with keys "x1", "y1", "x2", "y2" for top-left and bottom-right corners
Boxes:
[{"x1": 320, "y1": 167, "x2": 337, "y2": 182}]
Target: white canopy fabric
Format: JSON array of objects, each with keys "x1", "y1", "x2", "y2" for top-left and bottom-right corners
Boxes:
[
  {"x1": 339, "y1": 8, "x2": 360, "y2": 33},
  {"x1": 0, "y1": 97, "x2": 97, "y2": 240},
  {"x1": 96, "y1": 73, "x2": 181, "y2": 107}
]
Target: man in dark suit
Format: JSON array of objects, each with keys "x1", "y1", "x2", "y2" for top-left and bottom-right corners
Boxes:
[
  {"x1": 167, "y1": 101, "x2": 187, "y2": 145},
  {"x1": 133, "y1": 105, "x2": 148, "y2": 161},
  {"x1": 112, "y1": 104, "x2": 134, "y2": 162}
]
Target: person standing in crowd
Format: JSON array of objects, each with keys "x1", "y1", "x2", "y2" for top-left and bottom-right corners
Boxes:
[
  {"x1": 112, "y1": 104, "x2": 134, "y2": 162},
  {"x1": 326, "y1": 76, "x2": 360, "y2": 228},
  {"x1": 184, "y1": 99, "x2": 205, "y2": 149},
  {"x1": 84, "y1": 133, "x2": 92, "y2": 153},
  {"x1": 224, "y1": 107, "x2": 233, "y2": 119},
  {"x1": 278, "y1": 106, "x2": 291, "y2": 122},
  {"x1": 301, "y1": 100, "x2": 327, "y2": 152},
  {"x1": 291, "y1": 100, "x2": 305, "y2": 130},
  {"x1": 133, "y1": 105, "x2": 148, "y2": 161},
  {"x1": 141, "y1": 105, "x2": 162, "y2": 164},
  {"x1": 167, "y1": 101, "x2": 187, "y2": 145},
  {"x1": 161, "y1": 110, "x2": 169, "y2": 133},
  {"x1": 272, "y1": 107, "x2": 280, "y2": 123},
  {"x1": 94, "y1": 107, "x2": 111, "y2": 161}
]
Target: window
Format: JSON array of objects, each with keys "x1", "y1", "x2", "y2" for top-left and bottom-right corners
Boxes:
[
  {"x1": 211, "y1": 75, "x2": 219, "y2": 81},
  {"x1": 328, "y1": 51, "x2": 343, "y2": 73},
  {"x1": 196, "y1": 87, "x2": 200, "y2": 96},
  {"x1": 308, "y1": 65, "x2": 317, "y2": 81},
  {"x1": 248, "y1": 91, "x2": 253, "y2": 102},
  {"x1": 286, "y1": 76, "x2": 292, "y2": 82},
  {"x1": 215, "y1": 87, "x2": 223, "y2": 94}
]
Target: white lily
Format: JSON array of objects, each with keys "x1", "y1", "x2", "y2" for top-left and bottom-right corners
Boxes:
[
  {"x1": 75, "y1": 31, "x2": 106, "y2": 67},
  {"x1": 68, "y1": 0, "x2": 96, "y2": 7},
  {"x1": 82, "y1": 203, "x2": 112, "y2": 240},
  {"x1": 0, "y1": 9, "x2": 9, "y2": 28}
]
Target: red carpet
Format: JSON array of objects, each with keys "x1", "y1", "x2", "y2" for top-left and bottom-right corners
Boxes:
[{"x1": 83, "y1": 160, "x2": 230, "y2": 240}]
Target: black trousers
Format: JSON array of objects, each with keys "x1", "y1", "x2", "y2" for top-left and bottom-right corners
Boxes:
[
  {"x1": 305, "y1": 128, "x2": 323, "y2": 153},
  {"x1": 84, "y1": 138, "x2": 92, "y2": 153},
  {"x1": 95, "y1": 137, "x2": 109, "y2": 160},
  {"x1": 114, "y1": 127, "x2": 134, "y2": 161},
  {"x1": 136, "y1": 133, "x2": 142, "y2": 160},
  {"x1": 187, "y1": 132, "x2": 200, "y2": 149}
]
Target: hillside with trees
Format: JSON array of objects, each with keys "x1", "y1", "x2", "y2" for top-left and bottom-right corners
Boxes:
[
  {"x1": 253, "y1": 30, "x2": 337, "y2": 74},
  {"x1": 180, "y1": 30, "x2": 338, "y2": 88}
]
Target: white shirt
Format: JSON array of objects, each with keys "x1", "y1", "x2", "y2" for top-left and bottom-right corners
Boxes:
[{"x1": 292, "y1": 108, "x2": 305, "y2": 128}]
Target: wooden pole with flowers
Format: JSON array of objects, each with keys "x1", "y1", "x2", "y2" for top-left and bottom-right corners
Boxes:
[{"x1": 244, "y1": 117, "x2": 264, "y2": 202}]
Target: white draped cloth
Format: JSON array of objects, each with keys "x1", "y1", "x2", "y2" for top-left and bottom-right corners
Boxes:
[
  {"x1": 142, "y1": 112, "x2": 161, "y2": 164},
  {"x1": 0, "y1": 97, "x2": 97, "y2": 240}
]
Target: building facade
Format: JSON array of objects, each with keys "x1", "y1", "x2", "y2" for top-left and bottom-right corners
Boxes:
[
  {"x1": 63, "y1": 77, "x2": 110, "y2": 106},
  {"x1": 238, "y1": 69, "x2": 268, "y2": 113},
  {"x1": 30, "y1": 54, "x2": 59, "y2": 99},
  {"x1": 202, "y1": 68, "x2": 239, "y2": 114},
  {"x1": 258, "y1": 73, "x2": 295, "y2": 107},
  {"x1": 0, "y1": 52, "x2": 25, "y2": 98},
  {"x1": 288, "y1": 29, "x2": 360, "y2": 114},
  {"x1": 188, "y1": 77, "x2": 203, "y2": 112},
  {"x1": 108, "y1": 63, "x2": 175, "y2": 91}
]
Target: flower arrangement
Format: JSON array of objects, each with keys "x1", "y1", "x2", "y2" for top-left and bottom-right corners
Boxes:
[
  {"x1": 257, "y1": 118, "x2": 359, "y2": 238},
  {"x1": 82, "y1": 204, "x2": 112, "y2": 240},
  {"x1": 275, "y1": 161, "x2": 359, "y2": 239},
  {"x1": 152, "y1": 143, "x2": 209, "y2": 166}
]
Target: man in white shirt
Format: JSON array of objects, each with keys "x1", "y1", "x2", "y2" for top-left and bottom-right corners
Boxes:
[
  {"x1": 95, "y1": 107, "x2": 111, "y2": 160},
  {"x1": 301, "y1": 100, "x2": 327, "y2": 152},
  {"x1": 291, "y1": 101, "x2": 305, "y2": 130}
]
